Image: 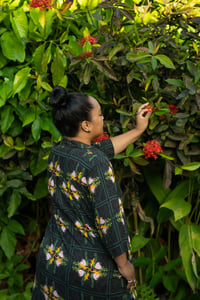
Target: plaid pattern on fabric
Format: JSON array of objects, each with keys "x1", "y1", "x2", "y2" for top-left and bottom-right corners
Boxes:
[{"x1": 32, "y1": 139, "x2": 136, "y2": 299}]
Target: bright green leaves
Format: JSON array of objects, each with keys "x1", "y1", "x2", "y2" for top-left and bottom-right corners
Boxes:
[
  {"x1": 179, "y1": 224, "x2": 200, "y2": 291},
  {"x1": 10, "y1": 8, "x2": 28, "y2": 41},
  {"x1": 13, "y1": 67, "x2": 31, "y2": 96},
  {"x1": 51, "y1": 46, "x2": 67, "y2": 86},
  {"x1": 0, "y1": 219, "x2": 24, "y2": 259},
  {"x1": 0, "y1": 32, "x2": 25, "y2": 62},
  {"x1": 0, "y1": 106, "x2": 15, "y2": 134},
  {"x1": 77, "y1": 0, "x2": 101, "y2": 9},
  {"x1": 126, "y1": 51, "x2": 175, "y2": 69}
]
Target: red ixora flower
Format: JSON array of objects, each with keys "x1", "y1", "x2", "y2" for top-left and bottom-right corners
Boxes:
[
  {"x1": 93, "y1": 132, "x2": 110, "y2": 143},
  {"x1": 78, "y1": 36, "x2": 97, "y2": 47},
  {"x1": 142, "y1": 140, "x2": 163, "y2": 160},
  {"x1": 168, "y1": 104, "x2": 179, "y2": 114},
  {"x1": 80, "y1": 51, "x2": 94, "y2": 58},
  {"x1": 30, "y1": 0, "x2": 52, "y2": 10}
]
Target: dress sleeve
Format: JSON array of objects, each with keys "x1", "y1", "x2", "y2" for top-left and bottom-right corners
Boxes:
[
  {"x1": 92, "y1": 139, "x2": 114, "y2": 160},
  {"x1": 88, "y1": 156, "x2": 129, "y2": 258}
]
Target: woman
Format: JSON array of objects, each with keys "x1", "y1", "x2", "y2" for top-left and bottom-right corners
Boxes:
[{"x1": 32, "y1": 86, "x2": 151, "y2": 300}]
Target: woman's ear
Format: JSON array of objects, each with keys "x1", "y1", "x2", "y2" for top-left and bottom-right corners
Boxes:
[{"x1": 81, "y1": 120, "x2": 91, "y2": 133}]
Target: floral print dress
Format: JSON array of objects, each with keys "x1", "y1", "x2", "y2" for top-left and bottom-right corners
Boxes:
[{"x1": 32, "y1": 138, "x2": 136, "y2": 300}]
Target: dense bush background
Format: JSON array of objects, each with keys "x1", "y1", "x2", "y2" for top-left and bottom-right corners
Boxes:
[{"x1": 0, "y1": 0, "x2": 200, "y2": 299}]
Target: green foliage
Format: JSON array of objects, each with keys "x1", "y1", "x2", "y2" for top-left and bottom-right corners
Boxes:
[{"x1": 0, "y1": 0, "x2": 200, "y2": 298}]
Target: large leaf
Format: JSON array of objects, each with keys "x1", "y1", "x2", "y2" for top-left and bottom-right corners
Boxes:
[
  {"x1": 33, "y1": 44, "x2": 46, "y2": 74},
  {"x1": 131, "y1": 235, "x2": 150, "y2": 252},
  {"x1": 11, "y1": 8, "x2": 28, "y2": 40},
  {"x1": 30, "y1": 149, "x2": 48, "y2": 176},
  {"x1": 142, "y1": 167, "x2": 171, "y2": 204},
  {"x1": 0, "y1": 79, "x2": 13, "y2": 107},
  {"x1": 0, "y1": 227, "x2": 17, "y2": 259},
  {"x1": 0, "y1": 31, "x2": 25, "y2": 62},
  {"x1": 155, "y1": 54, "x2": 175, "y2": 69},
  {"x1": 22, "y1": 107, "x2": 36, "y2": 127},
  {"x1": 32, "y1": 118, "x2": 41, "y2": 141},
  {"x1": 0, "y1": 105, "x2": 14, "y2": 133},
  {"x1": 7, "y1": 191, "x2": 22, "y2": 218},
  {"x1": 179, "y1": 224, "x2": 198, "y2": 291},
  {"x1": 51, "y1": 46, "x2": 67, "y2": 86},
  {"x1": 13, "y1": 67, "x2": 31, "y2": 96},
  {"x1": 161, "y1": 197, "x2": 191, "y2": 221}
]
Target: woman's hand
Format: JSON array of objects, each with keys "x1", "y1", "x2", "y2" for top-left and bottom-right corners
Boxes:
[
  {"x1": 135, "y1": 102, "x2": 152, "y2": 134},
  {"x1": 117, "y1": 260, "x2": 136, "y2": 289}
]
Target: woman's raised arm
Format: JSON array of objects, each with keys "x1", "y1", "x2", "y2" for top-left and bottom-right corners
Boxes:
[{"x1": 111, "y1": 103, "x2": 152, "y2": 155}]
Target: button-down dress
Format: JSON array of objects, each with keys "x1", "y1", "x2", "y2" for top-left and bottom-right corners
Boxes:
[{"x1": 32, "y1": 138, "x2": 136, "y2": 299}]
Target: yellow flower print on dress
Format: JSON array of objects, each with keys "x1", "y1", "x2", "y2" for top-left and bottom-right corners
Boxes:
[
  {"x1": 48, "y1": 178, "x2": 55, "y2": 196},
  {"x1": 75, "y1": 220, "x2": 96, "y2": 238},
  {"x1": 45, "y1": 244, "x2": 68, "y2": 267},
  {"x1": 73, "y1": 257, "x2": 107, "y2": 284},
  {"x1": 115, "y1": 198, "x2": 125, "y2": 225},
  {"x1": 54, "y1": 214, "x2": 69, "y2": 232},
  {"x1": 61, "y1": 181, "x2": 80, "y2": 200},
  {"x1": 69, "y1": 170, "x2": 100, "y2": 193},
  {"x1": 41, "y1": 285, "x2": 64, "y2": 300},
  {"x1": 48, "y1": 161, "x2": 61, "y2": 176},
  {"x1": 95, "y1": 216, "x2": 112, "y2": 238},
  {"x1": 105, "y1": 163, "x2": 115, "y2": 183}
]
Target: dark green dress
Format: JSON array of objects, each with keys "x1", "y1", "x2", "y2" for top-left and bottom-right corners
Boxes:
[{"x1": 32, "y1": 138, "x2": 136, "y2": 300}]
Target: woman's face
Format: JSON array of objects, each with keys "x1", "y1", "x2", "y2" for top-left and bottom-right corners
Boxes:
[{"x1": 88, "y1": 96, "x2": 104, "y2": 139}]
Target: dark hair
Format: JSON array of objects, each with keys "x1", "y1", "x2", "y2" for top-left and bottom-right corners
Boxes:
[{"x1": 49, "y1": 86, "x2": 93, "y2": 137}]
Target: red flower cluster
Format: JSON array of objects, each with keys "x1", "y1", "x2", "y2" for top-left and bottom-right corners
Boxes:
[
  {"x1": 93, "y1": 132, "x2": 110, "y2": 143},
  {"x1": 80, "y1": 52, "x2": 94, "y2": 58},
  {"x1": 78, "y1": 36, "x2": 97, "y2": 47},
  {"x1": 142, "y1": 140, "x2": 163, "y2": 160},
  {"x1": 30, "y1": 0, "x2": 52, "y2": 10},
  {"x1": 168, "y1": 104, "x2": 179, "y2": 114}
]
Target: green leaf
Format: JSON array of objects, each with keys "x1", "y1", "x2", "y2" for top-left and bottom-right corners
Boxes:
[
  {"x1": 155, "y1": 54, "x2": 175, "y2": 69},
  {"x1": 51, "y1": 46, "x2": 67, "y2": 86},
  {"x1": 143, "y1": 167, "x2": 171, "y2": 205},
  {"x1": 115, "y1": 109, "x2": 132, "y2": 116},
  {"x1": 0, "y1": 227, "x2": 17, "y2": 259},
  {"x1": 33, "y1": 44, "x2": 46, "y2": 74},
  {"x1": 33, "y1": 176, "x2": 48, "y2": 199},
  {"x1": 11, "y1": 8, "x2": 28, "y2": 40},
  {"x1": 0, "y1": 31, "x2": 25, "y2": 62},
  {"x1": 126, "y1": 52, "x2": 151, "y2": 63},
  {"x1": 158, "y1": 153, "x2": 175, "y2": 160},
  {"x1": 166, "y1": 78, "x2": 184, "y2": 87},
  {"x1": 22, "y1": 107, "x2": 36, "y2": 127},
  {"x1": 163, "y1": 273, "x2": 179, "y2": 292},
  {"x1": 161, "y1": 180, "x2": 190, "y2": 220},
  {"x1": 32, "y1": 118, "x2": 41, "y2": 141},
  {"x1": 0, "y1": 79, "x2": 13, "y2": 107},
  {"x1": 181, "y1": 162, "x2": 200, "y2": 171},
  {"x1": 40, "y1": 115, "x2": 61, "y2": 140},
  {"x1": 30, "y1": 149, "x2": 48, "y2": 176},
  {"x1": 7, "y1": 219, "x2": 25, "y2": 235},
  {"x1": 108, "y1": 43, "x2": 124, "y2": 61},
  {"x1": 161, "y1": 197, "x2": 191, "y2": 221},
  {"x1": 179, "y1": 224, "x2": 197, "y2": 291},
  {"x1": 7, "y1": 191, "x2": 22, "y2": 218},
  {"x1": 131, "y1": 235, "x2": 150, "y2": 252},
  {"x1": 83, "y1": 64, "x2": 91, "y2": 85},
  {"x1": 13, "y1": 67, "x2": 31, "y2": 96},
  {"x1": 0, "y1": 106, "x2": 14, "y2": 133}
]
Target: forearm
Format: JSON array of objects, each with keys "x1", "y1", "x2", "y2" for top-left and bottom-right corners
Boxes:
[
  {"x1": 111, "y1": 128, "x2": 143, "y2": 156},
  {"x1": 113, "y1": 251, "x2": 128, "y2": 267}
]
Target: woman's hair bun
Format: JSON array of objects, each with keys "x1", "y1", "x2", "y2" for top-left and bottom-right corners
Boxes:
[{"x1": 49, "y1": 86, "x2": 68, "y2": 108}]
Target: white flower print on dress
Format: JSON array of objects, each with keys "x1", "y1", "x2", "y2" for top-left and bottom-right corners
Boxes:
[{"x1": 48, "y1": 178, "x2": 55, "y2": 196}]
